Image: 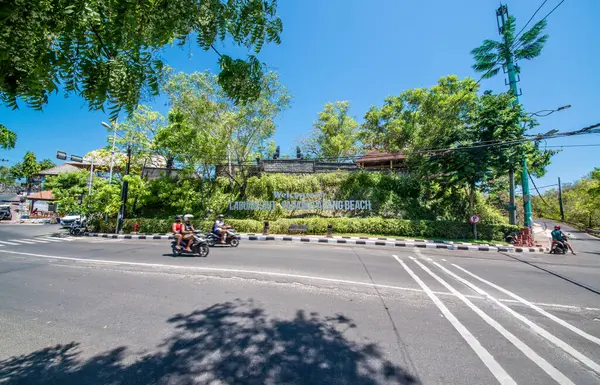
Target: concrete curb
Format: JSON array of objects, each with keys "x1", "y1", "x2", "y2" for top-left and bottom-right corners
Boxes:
[{"x1": 84, "y1": 232, "x2": 549, "y2": 254}]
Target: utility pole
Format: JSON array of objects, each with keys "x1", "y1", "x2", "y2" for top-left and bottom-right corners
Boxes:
[
  {"x1": 508, "y1": 169, "x2": 516, "y2": 224},
  {"x1": 116, "y1": 145, "x2": 132, "y2": 234},
  {"x1": 497, "y1": 4, "x2": 532, "y2": 228},
  {"x1": 558, "y1": 177, "x2": 565, "y2": 221},
  {"x1": 87, "y1": 156, "x2": 95, "y2": 196}
]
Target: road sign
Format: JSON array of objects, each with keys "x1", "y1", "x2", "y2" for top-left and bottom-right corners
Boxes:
[{"x1": 469, "y1": 215, "x2": 480, "y2": 224}]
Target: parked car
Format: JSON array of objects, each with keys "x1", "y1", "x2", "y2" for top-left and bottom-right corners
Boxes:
[{"x1": 60, "y1": 213, "x2": 81, "y2": 228}]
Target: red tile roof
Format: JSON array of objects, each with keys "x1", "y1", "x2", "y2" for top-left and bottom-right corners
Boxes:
[
  {"x1": 26, "y1": 190, "x2": 54, "y2": 201},
  {"x1": 356, "y1": 150, "x2": 406, "y2": 163}
]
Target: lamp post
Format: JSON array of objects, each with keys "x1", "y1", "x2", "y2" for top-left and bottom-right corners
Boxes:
[
  {"x1": 116, "y1": 143, "x2": 132, "y2": 234},
  {"x1": 101, "y1": 120, "x2": 118, "y2": 184}
]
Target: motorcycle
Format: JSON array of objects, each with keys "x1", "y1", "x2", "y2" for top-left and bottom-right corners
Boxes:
[
  {"x1": 206, "y1": 227, "x2": 240, "y2": 247},
  {"x1": 69, "y1": 219, "x2": 88, "y2": 236},
  {"x1": 171, "y1": 230, "x2": 210, "y2": 257},
  {"x1": 549, "y1": 238, "x2": 568, "y2": 254}
]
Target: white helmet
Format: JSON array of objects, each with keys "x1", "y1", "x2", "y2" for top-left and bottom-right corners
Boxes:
[{"x1": 183, "y1": 214, "x2": 194, "y2": 220}]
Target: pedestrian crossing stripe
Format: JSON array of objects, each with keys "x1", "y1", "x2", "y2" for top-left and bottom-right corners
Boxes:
[{"x1": 0, "y1": 236, "x2": 77, "y2": 246}]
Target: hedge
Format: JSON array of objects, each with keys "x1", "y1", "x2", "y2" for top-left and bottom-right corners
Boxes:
[{"x1": 90, "y1": 217, "x2": 519, "y2": 242}]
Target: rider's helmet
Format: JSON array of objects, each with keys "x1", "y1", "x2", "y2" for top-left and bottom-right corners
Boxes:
[
  {"x1": 554, "y1": 225, "x2": 561, "y2": 230},
  {"x1": 218, "y1": 214, "x2": 224, "y2": 219},
  {"x1": 174, "y1": 214, "x2": 183, "y2": 221},
  {"x1": 184, "y1": 214, "x2": 194, "y2": 221}
]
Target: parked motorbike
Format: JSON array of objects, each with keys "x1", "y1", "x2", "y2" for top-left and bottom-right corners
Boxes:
[
  {"x1": 69, "y1": 219, "x2": 88, "y2": 236},
  {"x1": 206, "y1": 227, "x2": 240, "y2": 247},
  {"x1": 549, "y1": 238, "x2": 568, "y2": 254},
  {"x1": 171, "y1": 230, "x2": 210, "y2": 257}
]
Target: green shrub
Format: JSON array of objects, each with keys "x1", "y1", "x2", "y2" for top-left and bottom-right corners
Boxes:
[{"x1": 89, "y1": 216, "x2": 519, "y2": 241}]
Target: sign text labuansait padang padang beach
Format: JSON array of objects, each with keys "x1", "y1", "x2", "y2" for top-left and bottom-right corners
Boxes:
[{"x1": 228, "y1": 191, "x2": 372, "y2": 211}]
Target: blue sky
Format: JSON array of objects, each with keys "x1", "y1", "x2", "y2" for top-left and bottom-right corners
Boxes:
[{"x1": 2, "y1": 0, "x2": 599, "y2": 191}]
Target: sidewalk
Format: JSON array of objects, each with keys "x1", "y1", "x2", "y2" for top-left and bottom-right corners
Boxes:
[
  {"x1": 85, "y1": 232, "x2": 549, "y2": 254},
  {"x1": 533, "y1": 221, "x2": 552, "y2": 249}
]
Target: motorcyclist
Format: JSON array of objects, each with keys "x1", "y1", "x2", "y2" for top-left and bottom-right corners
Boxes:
[
  {"x1": 551, "y1": 225, "x2": 576, "y2": 255},
  {"x1": 213, "y1": 214, "x2": 230, "y2": 244},
  {"x1": 181, "y1": 214, "x2": 195, "y2": 252},
  {"x1": 171, "y1": 215, "x2": 184, "y2": 250}
]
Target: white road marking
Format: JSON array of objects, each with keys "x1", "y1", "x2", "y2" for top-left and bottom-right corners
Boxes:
[
  {"x1": 37, "y1": 237, "x2": 63, "y2": 243},
  {"x1": 452, "y1": 264, "x2": 600, "y2": 347},
  {"x1": 0, "y1": 248, "x2": 597, "y2": 313},
  {"x1": 0, "y1": 249, "x2": 432, "y2": 294},
  {"x1": 8, "y1": 239, "x2": 35, "y2": 244},
  {"x1": 423, "y1": 258, "x2": 575, "y2": 384},
  {"x1": 451, "y1": 263, "x2": 600, "y2": 374},
  {"x1": 27, "y1": 239, "x2": 49, "y2": 243},
  {"x1": 0, "y1": 240, "x2": 19, "y2": 245},
  {"x1": 394, "y1": 255, "x2": 517, "y2": 385}
]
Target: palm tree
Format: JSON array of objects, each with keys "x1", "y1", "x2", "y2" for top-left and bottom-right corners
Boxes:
[{"x1": 471, "y1": 14, "x2": 548, "y2": 82}]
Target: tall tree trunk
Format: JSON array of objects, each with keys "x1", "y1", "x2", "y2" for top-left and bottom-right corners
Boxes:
[{"x1": 468, "y1": 182, "x2": 475, "y2": 217}]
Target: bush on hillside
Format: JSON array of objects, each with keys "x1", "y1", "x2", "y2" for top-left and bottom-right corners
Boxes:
[{"x1": 90, "y1": 217, "x2": 518, "y2": 241}]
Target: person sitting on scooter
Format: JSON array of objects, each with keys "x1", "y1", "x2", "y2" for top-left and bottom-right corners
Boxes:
[
  {"x1": 551, "y1": 225, "x2": 576, "y2": 255},
  {"x1": 213, "y1": 214, "x2": 229, "y2": 244},
  {"x1": 171, "y1": 215, "x2": 184, "y2": 250},
  {"x1": 181, "y1": 214, "x2": 195, "y2": 252}
]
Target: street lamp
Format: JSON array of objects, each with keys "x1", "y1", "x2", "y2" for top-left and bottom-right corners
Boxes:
[
  {"x1": 57, "y1": 151, "x2": 94, "y2": 196},
  {"x1": 102, "y1": 120, "x2": 118, "y2": 184},
  {"x1": 527, "y1": 105, "x2": 571, "y2": 117}
]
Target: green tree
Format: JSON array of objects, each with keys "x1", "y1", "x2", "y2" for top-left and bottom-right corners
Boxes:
[
  {"x1": 155, "y1": 70, "x2": 290, "y2": 196},
  {"x1": 1, "y1": 0, "x2": 283, "y2": 125},
  {"x1": 0, "y1": 124, "x2": 17, "y2": 149},
  {"x1": 471, "y1": 14, "x2": 548, "y2": 81},
  {"x1": 360, "y1": 76, "x2": 480, "y2": 153},
  {"x1": 11, "y1": 151, "x2": 41, "y2": 191},
  {"x1": 299, "y1": 101, "x2": 360, "y2": 161},
  {"x1": 38, "y1": 159, "x2": 55, "y2": 170},
  {"x1": 359, "y1": 76, "x2": 556, "y2": 219}
]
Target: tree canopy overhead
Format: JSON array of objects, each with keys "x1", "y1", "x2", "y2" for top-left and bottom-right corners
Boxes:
[{"x1": 0, "y1": 0, "x2": 283, "y2": 121}]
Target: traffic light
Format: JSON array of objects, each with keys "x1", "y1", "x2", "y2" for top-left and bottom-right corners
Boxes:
[
  {"x1": 296, "y1": 146, "x2": 302, "y2": 159},
  {"x1": 70, "y1": 155, "x2": 83, "y2": 163},
  {"x1": 273, "y1": 146, "x2": 280, "y2": 160},
  {"x1": 56, "y1": 151, "x2": 67, "y2": 160}
]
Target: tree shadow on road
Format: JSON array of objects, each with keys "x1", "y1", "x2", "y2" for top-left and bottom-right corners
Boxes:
[{"x1": 0, "y1": 299, "x2": 419, "y2": 385}]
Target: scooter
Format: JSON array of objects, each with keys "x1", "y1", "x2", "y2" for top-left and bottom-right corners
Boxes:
[
  {"x1": 206, "y1": 227, "x2": 240, "y2": 247},
  {"x1": 69, "y1": 219, "x2": 88, "y2": 236},
  {"x1": 549, "y1": 238, "x2": 568, "y2": 254},
  {"x1": 171, "y1": 231, "x2": 210, "y2": 257}
]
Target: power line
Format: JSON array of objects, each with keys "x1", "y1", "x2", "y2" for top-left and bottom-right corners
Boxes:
[
  {"x1": 529, "y1": 172, "x2": 551, "y2": 207},
  {"x1": 510, "y1": 0, "x2": 566, "y2": 52},
  {"x1": 513, "y1": 0, "x2": 548, "y2": 44}
]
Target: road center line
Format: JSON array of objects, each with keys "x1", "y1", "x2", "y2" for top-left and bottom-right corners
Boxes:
[
  {"x1": 0, "y1": 249, "x2": 434, "y2": 295},
  {"x1": 419, "y1": 257, "x2": 575, "y2": 384},
  {"x1": 393, "y1": 255, "x2": 517, "y2": 385},
  {"x1": 452, "y1": 263, "x2": 600, "y2": 347},
  {"x1": 0, "y1": 248, "x2": 596, "y2": 312}
]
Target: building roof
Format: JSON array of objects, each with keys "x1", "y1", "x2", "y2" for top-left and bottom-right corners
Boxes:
[
  {"x1": 26, "y1": 190, "x2": 55, "y2": 201},
  {"x1": 37, "y1": 163, "x2": 83, "y2": 176},
  {"x1": 355, "y1": 150, "x2": 406, "y2": 163}
]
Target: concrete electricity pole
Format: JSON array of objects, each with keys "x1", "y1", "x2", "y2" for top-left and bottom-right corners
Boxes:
[{"x1": 496, "y1": 4, "x2": 532, "y2": 228}]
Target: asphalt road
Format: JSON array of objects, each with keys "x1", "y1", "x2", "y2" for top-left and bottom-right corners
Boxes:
[{"x1": 0, "y1": 223, "x2": 599, "y2": 385}]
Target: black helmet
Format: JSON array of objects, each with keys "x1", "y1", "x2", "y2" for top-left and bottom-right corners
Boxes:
[{"x1": 174, "y1": 214, "x2": 183, "y2": 220}]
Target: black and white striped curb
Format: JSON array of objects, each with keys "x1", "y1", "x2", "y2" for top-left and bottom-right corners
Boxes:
[
  {"x1": 84, "y1": 232, "x2": 549, "y2": 253},
  {"x1": 245, "y1": 234, "x2": 514, "y2": 248}
]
